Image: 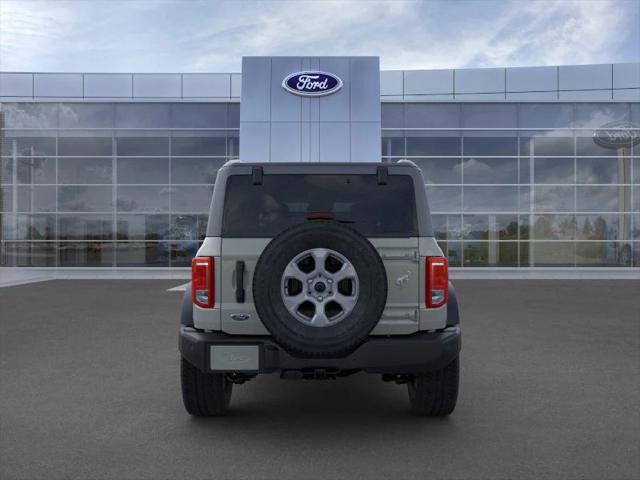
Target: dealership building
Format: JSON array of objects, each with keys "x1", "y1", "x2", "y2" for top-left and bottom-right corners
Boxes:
[{"x1": 0, "y1": 59, "x2": 639, "y2": 272}]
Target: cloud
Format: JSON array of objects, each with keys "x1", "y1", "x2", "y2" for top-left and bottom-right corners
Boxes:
[{"x1": 0, "y1": 0, "x2": 637, "y2": 73}]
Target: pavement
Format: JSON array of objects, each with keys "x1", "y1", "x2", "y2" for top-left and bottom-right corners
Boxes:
[{"x1": 1, "y1": 280, "x2": 639, "y2": 480}]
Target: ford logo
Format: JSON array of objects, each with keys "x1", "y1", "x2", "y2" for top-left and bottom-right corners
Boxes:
[
  {"x1": 593, "y1": 121, "x2": 640, "y2": 149},
  {"x1": 230, "y1": 313, "x2": 251, "y2": 321},
  {"x1": 282, "y1": 71, "x2": 343, "y2": 97}
]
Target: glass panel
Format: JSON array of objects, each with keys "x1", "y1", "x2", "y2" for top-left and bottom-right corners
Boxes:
[
  {"x1": 425, "y1": 186, "x2": 461, "y2": 213},
  {"x1": 116, "y1": 158, "x2": 169, "y2": 184},
  {"x1": 171, "y1": 104, "x2": 228, "y2": 128},
  {"x1": 575, "y1": 242, "x2": 631, "y2": 267},
  {"x1": 576, "y1": 137, "x2": 627, "y2": 157},
  {"x1": 381, "y1": 104, "x2": 403, "y2": 128},
  {"x1": 58, "y1": 103, "x2": 115, "y2": 128},
  {"x1": 519, "y1": 157, "x2": 531, "y2": 184},
  {"x1": 462, "y1": 104, "x2": 517, "y2": 128},
  {"x1": 15, "y1": 137, "x2": 56, "y2": 156},
  {"x1": 463, "y1": 157, "x2": 518, "y2": 184},
  {"x1": 576, "y1": 157, "x2": 630, "y2": 184},
  {"x1": 228, "y1": 104, "x2": 240, "y2": 128},
  {"x1": 534, "y1": 158, "x2": 574, "y2": 184},
  {"x1": 58, "y1": 137, "x2": 112, "y2": 156},
  {"x1": 431, "y1": 214, "x2": 462, "y2": 240},
  {"x1": 59, "y1": 242, "x2": 114, "y2": 267},
  {"x1": 15, "y1": 214, "x2": 56, "y2": 240},
  {"x1": 519, "y1": 241, "x2": 530, "y2": 267},
  {"x1": 17, "y1": 157, "x2": 56, "y2": 184},
  {"x1": 519, "y1": 215, "x2": 530, "y2": 240},
  {"x1": 573, "y1": 104, "x2": 630, "y2": 128},
  {"x1": 58, "y1": 186, "x2": 112, "y2": 212},
  {"x1": 412, "y1": 158, "x2": 461, "y2": 184},
  {"x1": 1, "y1": 158, "x2": 12, "y2": 183},
  {"x1": 171, "y1": 136, "x2": 226, "y2": 156},
  {"x1": 463, "y1": 137, "x2": 518, "y2": 156},
  {"x1": 462, "y1": 215, "x2": 518, "y2": 240},
  {"x1": 116, "y1": 214, "x2": 170, "y2": 240},
  {"x1": 533, "y1": 186, "x2": 575, "y2": 212},
  {"x1": 1, "y1": 186, "x2": 12, "y2": 211},
  {"x1": 463, "y1": 186, "x2": 518, "y2": 212},
  {"x1": 524, "y1": 137, "x2": 574, "y2": 156},
  {"x1": 381, "y1": 135, "x2": 404, "y2": 157},
  {"x1": 2, "y1": 242, "x2": 57, "y2": 267},
  {"x1": 171, "y1": 242, "x2": 199, "y2": 267},
  {"x1": 518, "y1": 186, "x2": 531, "y2": 212},
  {"x1": 58, "y1": 214, "x2": 113, "y2": 240},
  {"x1": 518, "y1": 104, "x2": 573, "y2": 129},
  {"x1": 171, "y1": 158, "x2": 225, "y2": 184},
  {"x1": 404, "y1": 104, "x2": 461, "y2": 128},
  {"x1": 531, "y1": 242, "x2": 575, "y2": 266},
  {"x1": 438, "y1": 241, "x2": 462, "y2": 267},
  {"x1": 462, "y1": 242, "x2": 518, "y2": 267},
  {"x1": 17, "y1": 186, "x2": 56, "y2": 212},
  {"x1": 2, "y1": 103, "x2": 58, "y2": 128},
  {"x1": 406, "y1": 136, "x2": 461, "y2": 156},
  {"x1": 634, "y1": 157, "x2": 639, "y2": 184},
  {"x1": 576, "y1": 214, "x2": 631, "y2": 241},
  {"x1": 171, "y1": 186, "x2": 213, "y2": 213},
  {"x1": 117, "y1": 186, "x2": 170, "y2": 213},
  {"x1": 169, "y1": 214, "x2": 208, "y2": 240},
  {"x1": 115, "y1": 242, "x2": 170, "y2": 267},
  {"x1": 114, "y1": 104, "x2": 171, "y2": 128},
  {"x1": 58, "y1": 158, "x2": 112, "y2": 184},
  {"x1": 116, "y1": 137, "x2": 169, "y2": 156},
  {"x1": 532, "y1": 214, "x2": 576, "y2": 240},
  {"x1": 576, "y1": 186, "x2": 628, "y2": 212}
]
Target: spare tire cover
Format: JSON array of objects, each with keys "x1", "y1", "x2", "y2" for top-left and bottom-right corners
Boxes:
[{"x1": 253, "y1": 220, "x2": 387, "y2": 357}]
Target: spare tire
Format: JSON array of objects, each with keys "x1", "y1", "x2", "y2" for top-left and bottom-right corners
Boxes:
[{"x1": 253, "y1": 220, "x2": 387, "y2": 357}]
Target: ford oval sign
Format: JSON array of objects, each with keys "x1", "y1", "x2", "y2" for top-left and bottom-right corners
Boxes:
[
  {"x1": 593, "y1": 121, "x2": 640, "y2": 149},
  {"x1": 282, "y1": 71, "x2": 343, "y2": 97}
]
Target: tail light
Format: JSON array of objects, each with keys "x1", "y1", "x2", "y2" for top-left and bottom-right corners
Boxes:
[
  {"x1": 426, "y1": 256, "x2": 448, "y2": 308},
  {"x1": 192, "y1": 256, "x2": 214, "y2": 308}
]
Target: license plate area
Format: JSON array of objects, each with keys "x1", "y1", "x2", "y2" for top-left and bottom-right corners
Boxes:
[{"x1": 210, "y1": 345, "x2": 260, "y2": 372}]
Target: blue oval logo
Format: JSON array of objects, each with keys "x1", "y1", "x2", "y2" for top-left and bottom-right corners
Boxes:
[
  {"x1": 282, "y1": 71, "x2": 343, "y2": 97},
  {"x1": 593, "y1": 121, "x2": 640, "y2": 149},
  {"x1": 230, "y1": 313, "x2": 251, "y2": 321}
]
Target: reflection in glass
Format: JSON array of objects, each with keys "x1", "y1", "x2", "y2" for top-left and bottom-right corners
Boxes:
[
  {"x1": 463, "y1": 241, "x2": 518, "y2": 267},
  {"x1": 58, "y1": 137, "x2": 112, "y2": 156},
  {"x1": 533, "y1": 186, "x2": 575, "y2": 212},
  {"x1": 463, "y1": 137, "x2": 517, "y2": 156},
  {"x1": 576, "y1": 137, "x2": 626, "y2": 157},
  {"x1": 115, "y1": 242, "x2": 169, "y2": 267},
  {"x1": 412, "y1": 158, "x2": 461, "y2": 184},
  {"x1": 58, "y1": 158, "x2": 112, "y2": 184},
  {"x1": 172, "y1": 136, "x2": 227, "y2": 156},
  {"x1": 381, "y1": 136, "x2": 404, "y2": 157},
  {"x1": 117, "y1": 214, "x2": 169, "y2": 240},
  {"x1": 171, "y1": 104, "x2": 229, "y2": 128},
  {"x1": 59, "y1": 103, "x2": 115, "y2": 128},
  {"x1": 531, "y1": 242, "x2": 575, "y2": 266},
  {"x1": 58, "y1": 214, "x2": 112, "y2": 240},
  {"x1": 437, "y1": 241, "x2": 462, "y2": 267},
  {"x1": 524, "y1": 137, "x2": 574, "y2": 156},
  {"x1": 58, "y1": 186, "x2": 112, "y2": 212},
  {"x1": 425, "y1": 186, "x2": 461, "y2": 213},
  {"x1": 170, "y1": 242, "x2": 199, "y2": 267},
  {"x1": 576, "y1": 186, "x2": 626, "y2": 212},
  {"x1": 575, "y1": 242, "x2": 631, "y2": 267},
  {"x1": 169, "y1": 215, "x2": 208, "y2": 241},
  {"x1": 532, "y1": 214, "x2": 576, "y2": 240},
  {"x1": 17, "y1": 157, "x2": 56, "y2": 184},
  {"x1": 116, "y1": 137, "x2": 169, "y2": 156},
  {"x1": 59, "y1": 242, "x2": 114, "y2": 267},
  {"x1": 2, "y1": 242, "x2": 57, "y2": 267},
  {"x1": 2, "y1": 104, "x2": 58, "y2": 128},
  {"x1": 405, "y1": 104, "x2": 461, "y2": 128},
  {"x1": 462, "y1": 104, "x2": 517, "y2": 128},
  {"x1": 116, "y1": 158, "x2": 169, "y2": 184},
  {"x1": 463, "y1": 187, "x2": 518, "y2": 212},
  {"x1": 534, "y1": 158, "x2": 574, "y2": 184},
  {"x1": 576, "y1": 214, "x2": 629, "y2": 241},
  {"x1": 463, "y1": 157, "x2": 518, "y2": 184},
  {"x1": 431, "y1": 215, "x2": 462, "y2": 240},
  {"x1": 15, "y1": 137, "x2": 56, "y2": 156},
  {"x1": 17, "y1": 186, "x2": 56, "y2": 212},
  {"x1": 171, "y1": 186, "x2": 213, "y2": 213},
  {"x1": 1, "y1": 158, "x2": 12, "y2": 183},
  {"x1": 576, "y1": 157, "x2": 629, "y2": 184},
  {"x1": 117, "y1": 186, "x2": 170, "y2": 213},
  {"x1": 406, "y1": 136, "x2": 461, "y2": 156},
  {"x1": 114, "y1": 104, "x2": 171, "y2": 128},
  {"x1": 463, "y1": 215, "x2": 518, "y2": 240},
  {"x1": 15, "y1": 214, "x2": 56, "y2": 240},
  {"x1": 171, "y1": 158, "x2": 225, "y2": 184}
]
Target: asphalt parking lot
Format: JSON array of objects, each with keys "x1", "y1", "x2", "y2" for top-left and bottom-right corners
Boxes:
[{"x1": 1, "y1": 279, "x2": 639, "y2": 480}]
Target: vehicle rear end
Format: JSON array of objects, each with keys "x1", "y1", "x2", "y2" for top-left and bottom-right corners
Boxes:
[{"x1": 180, "y1": 162, "x2": 460, "y2": 417}]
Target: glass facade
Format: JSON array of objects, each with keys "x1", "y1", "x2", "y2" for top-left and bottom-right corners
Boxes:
[{"x1": 1, "y1": 101, "x2": 638, "y2": 268}]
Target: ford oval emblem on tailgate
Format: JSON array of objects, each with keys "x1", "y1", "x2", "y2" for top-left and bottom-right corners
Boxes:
[
  {"x1": 282, "y1": 71, "x2": 343, "y2": 97},
  {"x1": 230, "y1": 313, "x2": 251, "y2": 321}
]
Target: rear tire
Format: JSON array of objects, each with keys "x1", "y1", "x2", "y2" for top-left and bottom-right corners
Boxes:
[
  {"x1": 181, "y1": 357, "x2": 232, "y2": 416},
  {"x1": 408, "y1": 356, "x2": 459, "y2": 416}
]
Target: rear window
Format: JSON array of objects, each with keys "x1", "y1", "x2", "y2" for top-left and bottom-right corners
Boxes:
[{"x1": 222, "y1": 174, "x2": 418, "y2": 237}]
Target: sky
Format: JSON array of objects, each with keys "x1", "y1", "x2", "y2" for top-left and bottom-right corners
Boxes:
[{"x1": 0, "y1": 0, "x2": 638, "y2": 73}]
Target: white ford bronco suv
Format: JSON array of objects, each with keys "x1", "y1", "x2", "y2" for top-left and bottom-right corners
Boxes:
[{"x1": 179, "y1": 161, "x2": 461, "y2": 416}]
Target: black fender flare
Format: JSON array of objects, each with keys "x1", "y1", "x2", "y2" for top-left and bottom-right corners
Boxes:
[
  {"x1": 446, "y1": 281, "x2": 460, "y2": 326},
  {"x1": 181, "y1": 282, "x2": 194, "y2": 327}
]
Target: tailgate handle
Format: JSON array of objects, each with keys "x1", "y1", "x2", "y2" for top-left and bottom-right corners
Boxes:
[{"x1": 235, "y1": 261, "x2": 245, "y2": 303}]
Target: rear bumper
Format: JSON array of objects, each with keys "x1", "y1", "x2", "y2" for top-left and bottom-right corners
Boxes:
[{"x1": 179, "y1": 326, "x2": 461, "y2": 374}]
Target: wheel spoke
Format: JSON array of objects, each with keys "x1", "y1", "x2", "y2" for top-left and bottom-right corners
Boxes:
[
  {"x1": 334, "y1": 262, "x2": 356, "y2": 282},
  {"x1": 283, "y1": 262, "x2": 307, "y2": 283},
  {"x1": 311, "y1": 248, "x2": 329, "y2": 273},
  {"x1": 282, "y1": 291, "x2": 307, "y2": 312},
  {"x1": 333, "y1": 292, "x2": 357, "y2": 312},
  {"x1": 310, "y1": 304, "x2": 331, "y2": 327}
]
